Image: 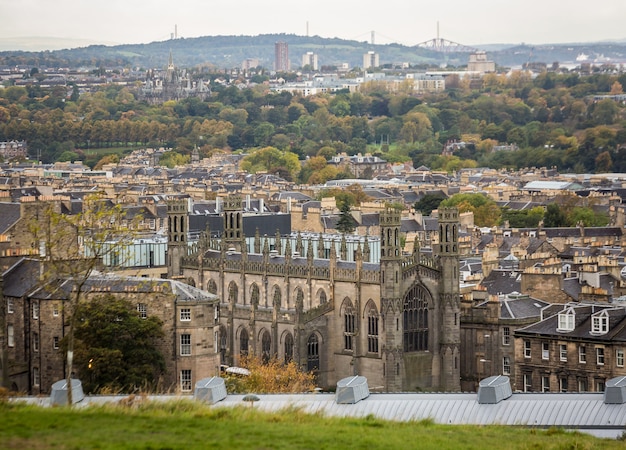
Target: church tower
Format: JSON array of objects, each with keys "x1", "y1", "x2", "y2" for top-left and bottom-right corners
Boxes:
[
  {"x1": 222, "y1": 196, "x2": 244, "y2": 252},
  {"x1": 379, "y1": 207, "x2": 403, "y2": 391},
  {"x1": 436, "y1": 207, "x2": 461, "y2": 391},
  {"x1": 167, "y1": 197, "x2": 189, "y2": 278}
]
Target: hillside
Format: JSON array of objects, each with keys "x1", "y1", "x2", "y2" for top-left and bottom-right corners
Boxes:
[{"x1": 2, "y1": 33, "x2": 626, "y2": 70}]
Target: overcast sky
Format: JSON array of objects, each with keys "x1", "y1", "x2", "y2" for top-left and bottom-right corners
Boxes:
[{"x1": 1, "y1": 0, "x2": 625, "y2": 50}]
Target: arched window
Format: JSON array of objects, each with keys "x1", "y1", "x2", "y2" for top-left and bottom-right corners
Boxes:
[
  {"x1": 307, "y1": 334, "x2": 319, "y2": 371},
  {"x1": 319, "y1": 290, "x2": 327, "y2": 305},
  {"x1": 261, "y1": 331, "x2": 271, "y2": 363},
  {"x1": 284, "y1": 333, "x2": 294, "y2": 363},
  {"x1": 240, "y1": 328, "x2": 249, "y2": 357},
  {"x1": 207, "y1": 279, "x2": 217, "y2": 295},
  {"x1": 342, "y1": 299, "x2": 355, "y2": 351},
  {"x1": 367, "y1": 303, "x2": 379, "y2": 354},
  {"x1": 403, "y1": 284, "x2": 430, "y2": 352},
  {"x1": 228, "y1": 281, "x2": 238, "y2": 304}
]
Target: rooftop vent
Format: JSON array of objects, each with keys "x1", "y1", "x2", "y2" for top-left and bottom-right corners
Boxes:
[
  {"x1": 50, "y1": 379, "x2": 84, "y2": 406},
  {"x1": 604, "y1": 376, "x2": 626, "y2": 404},
  {"x1": 477, "y1": 375, "x2": 512, "y2": 404},
  {"x1": 336, "y1": 375, "x2": 369, "y2": 404},
  {"x1": 194, "y1": 376, "x2": 227, "y2": 404}
]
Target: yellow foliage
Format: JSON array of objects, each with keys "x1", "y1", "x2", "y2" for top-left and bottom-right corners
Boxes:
[{"x1": 226, "y1": 356, "x2": 316, "y2": 394}]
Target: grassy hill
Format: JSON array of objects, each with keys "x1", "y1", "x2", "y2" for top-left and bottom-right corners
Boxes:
[{"x1": 1, "y1": 399, "x2": 624, "y2": 449}]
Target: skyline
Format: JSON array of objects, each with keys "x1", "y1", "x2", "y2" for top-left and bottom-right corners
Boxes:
[{"x1": 1, "y1": 1, "x2": 625, "y2": 52}]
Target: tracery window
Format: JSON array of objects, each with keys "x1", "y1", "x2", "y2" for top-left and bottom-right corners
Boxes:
[
  {"x1": 343, "y1": 299, "x2": 355, "y2": 351},
  {"x1": 284, "y1": 333, "x2": 294, "y2": 363},
  {"x1": 261, "y1": 331, "x2": 271, "y2": 363},
  {"x1": 403, "y1": 284, "x2": 430, "y2": 352},
  {"x1": 367, "y1": 304, "x2": 379, "y2": 353},
  {"x1": 240, "y1": 328, "x2": 249, "y2": 357},
  {"x1": 307, "y1": 334, "x2": 319, "y2": 371}
]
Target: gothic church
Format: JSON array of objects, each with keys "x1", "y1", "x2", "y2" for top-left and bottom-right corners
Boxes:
[{"x1": 168, "y1": 197, "x2": 461, "y2": 392}]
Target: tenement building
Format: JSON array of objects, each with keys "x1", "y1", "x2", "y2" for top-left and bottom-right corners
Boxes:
[{"x1": 172, "y1": 196, "x2": 462, "y2": 392}]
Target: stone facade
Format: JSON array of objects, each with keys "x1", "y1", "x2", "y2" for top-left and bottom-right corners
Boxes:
[
  {"x1": 2, "y1": 266, "x2": 219, "y2": 394},
  {"x1": 514, "y1": 303, "x2": 626, "y2": 393},
  {"x1": 176, "y1": 197, "x2": 462, "y2": 392}
]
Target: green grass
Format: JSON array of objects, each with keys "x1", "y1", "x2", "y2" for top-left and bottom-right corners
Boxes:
[{"x1": 0, "y1": 399, "x2": 623, "y2": 449}]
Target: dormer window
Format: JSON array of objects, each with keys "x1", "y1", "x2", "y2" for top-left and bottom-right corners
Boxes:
[
  {"x1": 591, "y1": 310, "x2": 609, "y2": 335},
  {"x1": 557, "y1": 307, "x2": 575, "y2": 332}
]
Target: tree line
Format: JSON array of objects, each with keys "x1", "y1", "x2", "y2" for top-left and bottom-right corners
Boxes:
[{"x1": 1, "y1": 70, "x2": 626, "y2": 175}]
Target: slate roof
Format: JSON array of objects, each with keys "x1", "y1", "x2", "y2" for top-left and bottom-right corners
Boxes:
[
  {"x1": 479, "y1": 269, "x2": 521, "y2": 295},
  {"x1": 498, "y1": 295, "x2": 549, "y2": 320},
  {"x1": 0, "y1": 202, "x2": 21, "y2": 234},
  {"x1": 2, "y1": 258, "x2": 40, "y2": 297},
  {"x1": 401, "y1": 218, "x2": 422, "y2": 233},
  {"x1": 516, "y1": 303, "x2": 626, "y2": 342}
]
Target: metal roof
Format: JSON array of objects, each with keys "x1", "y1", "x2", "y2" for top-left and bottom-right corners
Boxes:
[
  {"x1": 213, "y1": 392, "x2": 626, "y2": 434},
  {"x1": 15, "y1": 391, "x2": 626, "y2": 437}
]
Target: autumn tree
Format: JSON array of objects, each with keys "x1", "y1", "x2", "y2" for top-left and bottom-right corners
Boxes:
[
  {"x1": 225, "y1": 355, "x2": 316, "y2": 394},
  {"x1": 240, "y1": 146, "x2": 300, "y2": 181},
  {"x1": 440, "y1": 193, "x2": 501, "y2": 227}
]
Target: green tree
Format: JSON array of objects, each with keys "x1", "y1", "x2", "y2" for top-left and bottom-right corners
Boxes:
[
  {"x1": 158, "y1": 151, "x2": 190, "y2": 168},
  {"x1": 543, "y1": 204, "x2": 567, "y2": 227},
  {"x1": 440, "y1": 193, "x2": 501, "y2": 227},
  {"x1": 567, "y1": 207, "x2": 609, "y2": 227},
  {"x1": 336, "y1": 203, "x2": 356, "y2": 234},
  {"x1": 500, "y1": 206, "x2": 544, "y2": 228},
  {"x1": 414, "y1": 193, "x2": 447, "y2": 216},
  {"x1": 71, "y1": 295, "x2": 165, "y2": 394}
]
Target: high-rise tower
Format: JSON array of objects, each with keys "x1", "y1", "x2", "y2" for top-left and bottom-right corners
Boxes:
[{"x1": 274, "y1": 42, "x2": 289, "y2": 72}]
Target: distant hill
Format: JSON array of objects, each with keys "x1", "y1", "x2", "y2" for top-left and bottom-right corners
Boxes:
[{"x1": 1, "y1": 34, "x2": 626, "y2": 70}]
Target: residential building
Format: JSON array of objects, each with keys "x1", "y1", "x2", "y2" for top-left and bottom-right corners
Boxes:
[
  {"x1": 274, "y1": 42, "x2": 289, "y2": 72},
  {"x1": 514, "y1": 302, "x2": 626, "y2": 393},
  {"x1": 363, "y1": 51, "x2": 379, "y2": 69},
  {"x1": 467, "y1": 52, "x2": 495, "y2": 73},
  {"x1": 2, "y1": 260, "x2": 220, "y2": 394},
  {"x1": 302, "y1": 52, "x2": 318, "y2": 71}
]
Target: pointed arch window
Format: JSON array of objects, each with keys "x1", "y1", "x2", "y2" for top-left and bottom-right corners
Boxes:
[
  {"x1": 261, "y1": 331, "x2": 271, "y2": 363},
  {"x1": 343, "y1": 299, "x2": 355, "y2": 351},
  {"x1": 307, "y1": 334, "x2": 319, "y2": 371},
  {"x1": 284, "y1": 333, "x2": 294, "y2": 363},
  {"x1": 240, "y1": 328, "x2": 249, "y2": 357},
  {"x1": 403, "y1": 284, "x2": 430, "y2": 352},
  {"x1": 367, "y1": 304, "x2": 379, "y2": 354}
]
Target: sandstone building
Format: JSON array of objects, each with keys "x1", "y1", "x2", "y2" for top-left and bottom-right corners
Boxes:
[{"x1": 172, "y1": 197, "x2": 462, "y2": 392}]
